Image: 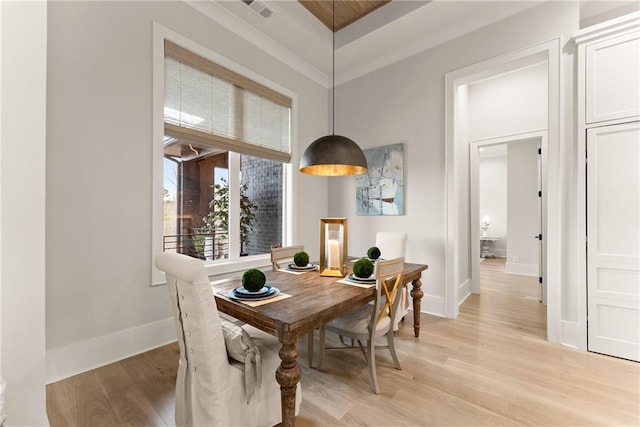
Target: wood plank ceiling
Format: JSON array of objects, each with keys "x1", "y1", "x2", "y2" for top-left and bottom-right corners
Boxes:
[{"x1": 299, "y1": 0, "x2": 391, "y2": 32}]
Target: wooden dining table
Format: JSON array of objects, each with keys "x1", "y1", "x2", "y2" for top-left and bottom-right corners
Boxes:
[{"x1": 211, "y1": 262, "x2": 428, "y2": 427}]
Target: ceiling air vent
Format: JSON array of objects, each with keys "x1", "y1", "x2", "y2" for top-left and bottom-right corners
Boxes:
[{"x1": 241, "y1": 0, "x2": 273, "y2": 19}]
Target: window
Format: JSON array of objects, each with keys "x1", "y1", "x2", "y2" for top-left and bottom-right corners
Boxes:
[{"x1": 158, "y1": 39, "x2": 291, "y2": 269}]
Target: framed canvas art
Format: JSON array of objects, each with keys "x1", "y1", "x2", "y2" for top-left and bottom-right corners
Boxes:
[{"x1": 355, "y1": 143, "x2": 404, "y2": 216}]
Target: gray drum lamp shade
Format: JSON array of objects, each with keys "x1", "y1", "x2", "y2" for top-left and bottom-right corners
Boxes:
[{"x1": 299, "y1": 135, "x2": 368, "y2": 176}]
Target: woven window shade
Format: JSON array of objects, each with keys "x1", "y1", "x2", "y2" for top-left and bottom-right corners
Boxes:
[{"x1": 164, "y1": 41, "x2": 291, "y2": 163}]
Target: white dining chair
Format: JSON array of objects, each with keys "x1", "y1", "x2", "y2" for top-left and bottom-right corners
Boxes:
[
  {"x1": 317, "y1": 257, "x2": 404, "y2": 394},
  {"x1": 270, "y1": 244, "x2": 305, "y2": 271},
  {"x1": 375, "y1": 232, "x2": 408, "y2": 330},
  {"x1": 154, "y1": 252, "x2": 300, "y2": 427}
]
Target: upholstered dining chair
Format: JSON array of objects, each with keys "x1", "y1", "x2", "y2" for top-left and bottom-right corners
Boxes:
[
  {"x1": 154, "y1": 252, "x2": 301, "y2": 427},
  {"x1": 375, "y1": 232, "x2": 408, "y2": 330},
  {"x1": 270, "y1": 244, "x2": 305, "y2": 271},
  {"x1": 318, "y1": 257, "x2": 404, "y2": 394}
]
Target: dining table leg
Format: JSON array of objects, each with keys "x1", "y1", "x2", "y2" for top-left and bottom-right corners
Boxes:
[
  {"x1": 410, "y1": 277, "x2": 423, "y2": 337},
  {"x1": 275, "y1": 338, "x2": 301, "y2": 427}
]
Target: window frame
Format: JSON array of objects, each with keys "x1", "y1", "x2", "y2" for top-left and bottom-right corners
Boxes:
[{"x1": 152, "y1": 23, "x2": 296, "y2": 286}]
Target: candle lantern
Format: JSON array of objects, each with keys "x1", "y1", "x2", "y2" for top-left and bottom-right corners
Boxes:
[{"x1": 319, "y1": 218, "x2": 348, "y2": 277}]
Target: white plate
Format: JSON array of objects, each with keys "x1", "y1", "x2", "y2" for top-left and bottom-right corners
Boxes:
[
  {"x1": 233, "y1": 285, "x2": 271, "y2": 296},
  {"x1": 348, "y1": 274, "x2": 376, "y2": 283},
  {"x1": 229, "y1": 287, "x2": 280, "y2": 301},
  {"x1": 287, "y1": 263, "x2": 317, "y2": 271}
]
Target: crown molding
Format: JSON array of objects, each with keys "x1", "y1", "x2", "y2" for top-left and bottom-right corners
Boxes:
[
  {"x1": 185, "y1": 0, "x2": 329, "y2": 88},
  {"x1": 573, "y1": 11, "x2": 640, "y2": 45}
]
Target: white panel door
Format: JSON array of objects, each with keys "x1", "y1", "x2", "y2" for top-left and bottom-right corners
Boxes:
[{"x1": 587, "y1": 121, "x2": 640, "y2": 361}]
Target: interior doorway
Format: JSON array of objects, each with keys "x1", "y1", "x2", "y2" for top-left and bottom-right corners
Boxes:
[
  {"x1": 444, "y1": 38, "x2": 561, "y2": 343},
  {"x1": 470, "y1": 133, "x2": 546, "y2": 306}
]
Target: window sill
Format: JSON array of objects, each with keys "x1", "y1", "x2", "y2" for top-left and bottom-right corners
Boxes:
[{"x1": 203, "y1": 254, "x2": 272, "y2": 280}]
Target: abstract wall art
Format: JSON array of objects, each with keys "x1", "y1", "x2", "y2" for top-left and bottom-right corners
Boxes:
[{"x1": 355, "y1": 143, "x2": 404, "y2": 216}]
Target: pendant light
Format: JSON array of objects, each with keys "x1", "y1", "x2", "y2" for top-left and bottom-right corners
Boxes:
[{"x1": 299, "y1": 0, "x2": 367, "y2": 176}]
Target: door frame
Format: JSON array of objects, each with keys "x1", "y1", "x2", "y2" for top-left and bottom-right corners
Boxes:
[
  {"x1": 444, "y1": 38, "x2": 562, "y2": 344},
  {"x1": 470, "y1": 131, "x2": 547, "y2": 298}
]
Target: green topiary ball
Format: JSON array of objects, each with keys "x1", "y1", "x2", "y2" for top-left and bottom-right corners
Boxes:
[
  {"x1": 367, "y1": 246, "x2": 381, "y2": 260},
  {"x1": 293, "y1": 251, "x2": 310, "y2": 267},
  {"x1": 353, "y1": 258, "x2": 374, "y2": 278},
  {"x1": 242, "y1": 268, "x2": 266, "y2": 292}
]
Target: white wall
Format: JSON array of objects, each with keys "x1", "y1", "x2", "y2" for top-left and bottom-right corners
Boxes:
[
  {"x1": 0, "y1": 1, "x2": 48, "y2": 424},
  {"x1": 468, "y1": 62, "x2": 548, "y2": 141},
  {"x1": 329, "y1": 1, "x2": 578, "y2": 317},
  {"x1": 478, "y1": 149, "x2": 507, "y2": 257},
  {"x1": 46, "y1": 1, "x2": 328, "y2": 381},
  {"x1": 506, "y1": 140, "x2": 540, "y2": 275}
]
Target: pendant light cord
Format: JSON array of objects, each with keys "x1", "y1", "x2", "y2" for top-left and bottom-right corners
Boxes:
[{"x1": 332, "y1": 0, "x2": 336, "y2": 135}]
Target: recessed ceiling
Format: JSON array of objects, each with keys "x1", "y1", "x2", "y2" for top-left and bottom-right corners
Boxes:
[{"x1": 298, "y1": 0, "x2": 391, "y2": 32}]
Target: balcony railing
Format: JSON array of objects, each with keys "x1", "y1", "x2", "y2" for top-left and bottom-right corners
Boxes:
[{"x1": 163, "y1": 228, "x2": 229, "y2": 260}]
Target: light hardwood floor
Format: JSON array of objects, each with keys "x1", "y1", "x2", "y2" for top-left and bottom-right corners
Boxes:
[{"x1": 47, "y1": 259, "x2": 640, "y2": 426}]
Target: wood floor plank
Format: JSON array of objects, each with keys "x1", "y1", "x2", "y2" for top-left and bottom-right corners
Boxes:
[
  {"x1": 118, "y1": 351, "x2": 177, "y2": 425},
  {"x1": 48, "y1": 258, "x2": 640, "y2": 426},
  {"x1": 47, "y1": 371, "x2": 121, "y2": 426},
  {"x1": 92, "y1": 361, "x2": 167, "y2": 426}
]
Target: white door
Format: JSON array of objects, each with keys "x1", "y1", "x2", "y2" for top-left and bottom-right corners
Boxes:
[{"x1": 587, "y1": 121, "x2": 640, "y2": 362}]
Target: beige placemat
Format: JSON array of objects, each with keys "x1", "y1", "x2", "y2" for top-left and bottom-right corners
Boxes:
[
  {"x1": 241, "y1": 293, "x2": 292, "y2": 307},
  {"x1": 277, "y1": 268, "x2": 305, "y2": 275},
  {"x1": 336, "y1": 279, "x2": 375, "y2": 288},
  {"x1": 277, "y1": 265, "x2": 319, "y2": 275}
]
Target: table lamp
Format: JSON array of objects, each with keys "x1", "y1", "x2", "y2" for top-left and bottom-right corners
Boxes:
[{"x1": 481, "y1": 215, "x2": 490, "y2": 237}]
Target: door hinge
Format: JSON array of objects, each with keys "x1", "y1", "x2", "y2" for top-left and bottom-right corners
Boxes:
[
  {"x1": 538, "y1": 190, "x2": 542, "y2": 198},
  {"x1": 539, "y1": 277, "x2": 543, "y2": 284},
  {"x1": 535, "y1": 234, "x2": 543, "y2": 241},
  {"x1": 538, "y1": 147, "x2": 542, "y2": 155}
]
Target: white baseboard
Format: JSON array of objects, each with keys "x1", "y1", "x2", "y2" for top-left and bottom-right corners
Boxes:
[
  {"x1": 46, "y1": 317, "x2": 176, "y2": 384},
  {"x1": 505, "y1": 262, "x2": 538, "y2": 276},
  {"x1": 458, "y1": 279, "x2": 471, "y2": 305},
  {"x1": 560, "y1": 320, "x2": 582, "y2": 350},
  {"x1": 418, "y1": 294, "x2": 446, "y2": 317}
]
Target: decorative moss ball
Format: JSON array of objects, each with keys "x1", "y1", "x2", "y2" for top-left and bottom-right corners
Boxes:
[
  {"x1": 242, "y1": 269, "x2": 266, "y2": 292},
  {"x1": 367, "y1": 246, "x2": 381, "y2": 260},
  {"x1": 293, "y1": 251, "x2": 310, "y2": 267},
  {"x1": 353, "y1": 258, "x2": 374, "y2": 278}
]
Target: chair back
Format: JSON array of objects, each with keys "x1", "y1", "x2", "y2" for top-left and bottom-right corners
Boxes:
[
  {"x1": 154, "y1": 252, "x2": 229, "y2": 426},
  {"x1": 270, "y1": 245, "x2": 304, "y2": 270},
  {"x1": 370, "y1": 257, "x2": 404, "y2": 335},
  {"x1": 375, "y1": 232, "x2": 407, "y2": 259}
]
